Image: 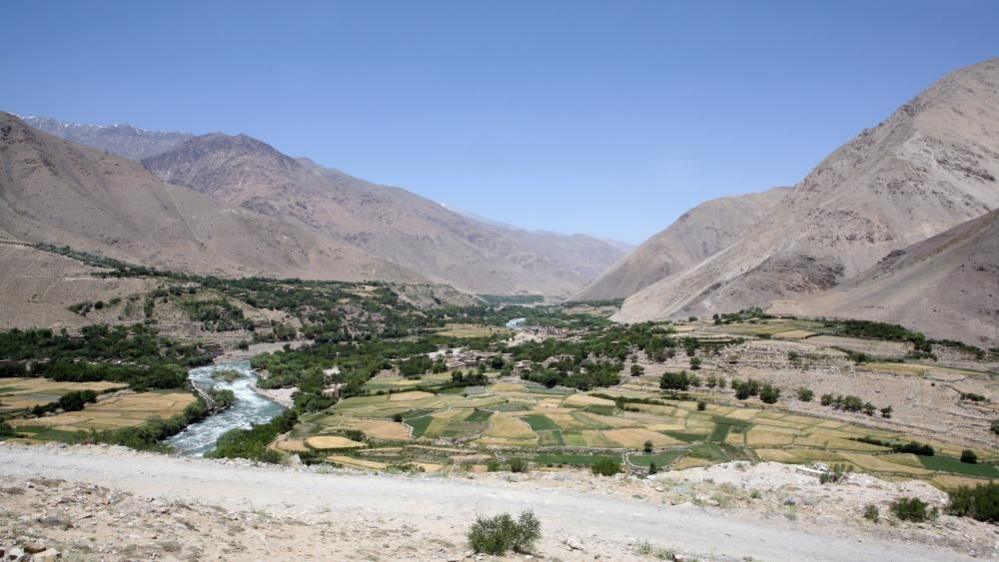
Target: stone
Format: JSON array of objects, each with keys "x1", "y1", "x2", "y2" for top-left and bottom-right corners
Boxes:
[
  {"x1": 30, "y1": 549, "x2": 61, "y2": 561},
  {"x1": 23, "y1": 543, "x2": 47, "y2": 554}
]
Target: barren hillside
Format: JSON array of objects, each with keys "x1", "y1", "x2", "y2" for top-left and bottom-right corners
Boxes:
[
  {"x1": 143, "y1": 135, "x2": 626, "y2": 296},
  {"x1": 796, "y1": 209, "x2": 999, "y2": 347},
  {"x1": 573, "y1": 187, "x2": 788, "y2": 301},
  {"x1": 618, "y1": 58, "x2": 999, "y2": 329},
  {"x1": 0, "y1": 113, "x2": 419, "y2": 283}
]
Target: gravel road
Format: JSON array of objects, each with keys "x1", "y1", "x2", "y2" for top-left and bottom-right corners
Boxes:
[{"x1": 0, "y1": 444, "x2": 977, "y2": 561}]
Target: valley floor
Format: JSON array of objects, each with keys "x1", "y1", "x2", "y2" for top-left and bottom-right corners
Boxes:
[{"x1": 1, "y1": 444, "x2": 994, "y2": 561}]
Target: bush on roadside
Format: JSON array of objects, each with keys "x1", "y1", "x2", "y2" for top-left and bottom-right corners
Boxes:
[
  {"x1": 947, "y1": 483, "x2": 999, "y2": 523},
  {"x1": 797, "y1": 387, "x2": 814, "y2": 402},
  {"x1": 819, "y1": 463, "x2": 850, "y2": 484},
  {"x1": 467, "y1": 511, "x2": 541, "y2": 555},
  {"x1": 509, "y1": 457, "x2": 529, "y2": 473},
  {"x1": 960, "y1": 449, "x2": 978, "y2": 464},
  {"x1": 863, "y1": 504, "x2": 880, "y2": 523},
  {"x1": 890, "y1": 497, "x2": 937, "y2": 522}
]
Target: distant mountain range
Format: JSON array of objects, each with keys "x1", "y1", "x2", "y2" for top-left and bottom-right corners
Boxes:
[
  {"x1": 607, "y1": 58, "x2": 998, "y2": 346},
  {"x1": 5, "y1": 58, "x2": 997, "y2": 345},
  {"x1": 5, "y1": 115, "x2": 628, "y2": 296}
]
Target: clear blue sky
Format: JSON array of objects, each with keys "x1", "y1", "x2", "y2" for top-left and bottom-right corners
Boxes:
[{"x1": 2, "y1": 1, "x2": 997, "y2": 243}]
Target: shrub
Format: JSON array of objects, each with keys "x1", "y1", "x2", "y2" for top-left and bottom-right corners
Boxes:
[
  {"x1": 648, "y1": 462, "x2": 659, "y2": 475},
  {"x1": 759, "y1": 384, "x2": 780, "y2": 404},
  {"x1": 797, "y1": 387, "x2": 814, "y2": 402},
  {"x1": 960, "y1": 449, "x2": 978, "y2": 464},
  {"x1": 890, "y1": 497, "x2": 936, "y2": 522},
  {"x1": 863, "y1": 504, "x2": 880, "y2": 523},
  {"x1": 467, "y1": 511, "x2": 541, "y2": 555},
  {"x1": 57, "y1": 390, "x2": 98, "y2": 412},
  {"x1": 696, "y1": 400, "x2": 706, "y2": 411},
  {"x1": 659, "y1": 371, "x2": 690, "y2": 391},
  {"x1": 643, "y1": 440, "x2": 653, "y2": 453},
  {"x1": 591, "y1": 457, "x2": 621, "y2": 477},
  {"x1": 509, "y1": 457, "x2": 529, "y2": 473},
  {"x1": 689, "y1": 357, "x2": 702, "y2": 370},
  {"x1": 819, "y1": 463, "x2": 850, "y2": 484},
  {"x1": 947, "y1": 483, "x2": 999, "y2": 523},
  {"x1": 991, "y1": 418, "x2": 999, "y2": 435}
]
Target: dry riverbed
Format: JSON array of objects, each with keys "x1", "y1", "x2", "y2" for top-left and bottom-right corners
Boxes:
[{"x1": 0, "y1": 443, "x2": 995, "y2": 561}]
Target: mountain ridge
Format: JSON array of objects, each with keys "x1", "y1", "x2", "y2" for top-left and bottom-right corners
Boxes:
[{"x1": 617, "y1": 57, "x2": 999, "y2": 338}]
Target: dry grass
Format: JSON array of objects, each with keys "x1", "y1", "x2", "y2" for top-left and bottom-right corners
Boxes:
[
  {"x1": 0, "y1": 377, "x2": 127, "y2": 410},
  {"x1": 745, "y1": 429, "x2": 796, "y2": 447},
  {"x1": 305, "y1": 436, "x2": 366, "y2": 450},
  {"x1": 327, "y1": 455, "x2": 386, "y2": 470},
  {"x1": 603, "y1": 428, "x2": 680, "y2": 448},
  {"x1": 9, "y1": 391, "x2": 195, "y2": 431},
  {"x1": 388, "y1": 391, "x2": 436, "y2": 402}
]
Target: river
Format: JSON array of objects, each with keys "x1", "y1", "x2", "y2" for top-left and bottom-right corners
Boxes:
[{"x1": 165, "y1": 361, "x2": 285, "y2": 457}]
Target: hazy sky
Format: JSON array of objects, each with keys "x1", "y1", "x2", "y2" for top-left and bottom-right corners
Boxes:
[{"x1": 3, "y1": 1, "x2": 997, "y2": 243}]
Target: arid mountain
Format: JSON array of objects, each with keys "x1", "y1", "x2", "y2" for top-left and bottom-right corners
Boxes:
[
  {"x1": 795, "y1": 209, "x2": 999, "y2": 347},
  {"x1": 142, "y1": 134, "x2": 626, "y2": 296},
  {"x1": 19, "y1": 116, "x2": 192, "y2": 160},
  {"x1": 618, "y1": 58, "x2": 999, "y2": 331},
  {"x1": 573, "y1": 187, "x2": 788, "y2": 301},
  {"x1": 0, "y1": 113, "x2": 420, "y2": 283}
]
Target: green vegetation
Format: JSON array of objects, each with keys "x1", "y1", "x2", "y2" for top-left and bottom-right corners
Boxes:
[
  {"x1": 467, "y1": 511, "x2": 541, "y2": 555},
  {"x1": 591, "y1": 457, "x2": 622, "y2": 476},
  {"x1": 947, "y1": 483, "x2": 999, "y2": 523},
  {"x1": 863, "y1": 504, "x2": 880, "y2": 523},
  {"x1": 819, "y1": 464, "x2": 851, "y2": 484},
  {"x1": 890, "y1": 497, "x2": 937, "y2": 522},
  {"x1": 918, "y1": 455, "x2": 999, "y2": 478},
  {"x1": 210, "y1": 410, "x2": 298, "y2": 463}
]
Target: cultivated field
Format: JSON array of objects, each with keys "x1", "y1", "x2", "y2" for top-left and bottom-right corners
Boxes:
[
  {"x1": 8, "y1": 391, "x2": 196, "y2": 440},
  {"x1": 0, "y1": 377, "x2": 127, "y2": 411}
]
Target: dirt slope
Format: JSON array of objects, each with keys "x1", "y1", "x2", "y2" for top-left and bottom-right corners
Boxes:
[
  {"x1": 574, "y1": 187, "x2": 788, "y2": 301},
  {"x1": 0, "y1": 113, "x2": 419, "y2": 283},
  {"x1": 796, "y1": 209, "x2": 999, "y2": 347},
  {"x1": 618, "y1": 58, "x2": 999, "y2": 327},
  {"x1": 143, "y1": 137, "x2": 625, "y2": 296}
]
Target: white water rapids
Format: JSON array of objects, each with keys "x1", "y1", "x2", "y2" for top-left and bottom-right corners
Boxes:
[{"x1": 165, "y1": 361, "x2": 285, "y2": 457}]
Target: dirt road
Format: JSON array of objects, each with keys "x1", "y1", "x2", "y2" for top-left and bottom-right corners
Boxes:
[{"x1": 0, "y1": 444, "x2": 977, "y2": 561}]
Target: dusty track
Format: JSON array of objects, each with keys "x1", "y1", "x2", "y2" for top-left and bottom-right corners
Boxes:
[{"x1": 0, "y1": 444, "x2": 978, "y2": 561}]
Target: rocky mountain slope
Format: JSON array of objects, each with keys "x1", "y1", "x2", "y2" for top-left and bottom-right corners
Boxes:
[
  {"x1": 618, "y1": 58, "x2": 999, "y2": 335},
  {"x1": 0, "y1": 113, "x2": 419, "y2": 283},
  {"x1": 573, "y1": 187, "x2": 788, "y2": 301},
  {"x1": 19, "y1": 116, "x2": 192, "y2": 160},
  {"x1": 142, "y1": 134, "x2": 625, "y2": 296},
  {"x1": 797, "y1": 209, "x2": 999, "y2": 346}
]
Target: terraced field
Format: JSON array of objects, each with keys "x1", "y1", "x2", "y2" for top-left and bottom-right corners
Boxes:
[
  {"x1": 277, "y1": 376, "x2": 998, "y2": 486},
  {"x1": 8, "y1": 391, "x2": 197, "y2": 440},
  {"x1": 0, "y1": 377, "x2": 127, "y2": 411}
]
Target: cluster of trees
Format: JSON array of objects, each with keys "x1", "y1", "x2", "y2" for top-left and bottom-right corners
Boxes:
[
  {"x1": 712, "y1": 307, "x2": 771, "y2": 325},
  {"x1": 0, "y1": 324, "x2": 212, "y2": 367},
  {"x1": 820, "y1": 394, "x2": 892, "y2": 418},
  {"x1": 521, "y1": 359, "x2": 621, "y2": 391},
  {"x1": 398, "y1": 355, "x2": 447, "y2": 378},
  {"x1": 855, "y1": 436, "x2": 934, "y2": 456},
  {"x1": 178, "y1": 297, "x2": 253, "y2": 332}
]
